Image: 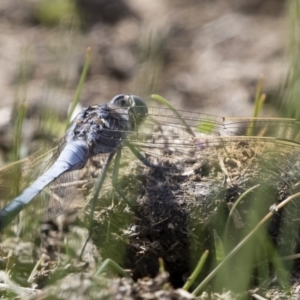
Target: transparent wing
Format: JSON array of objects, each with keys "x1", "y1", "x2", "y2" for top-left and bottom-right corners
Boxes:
[
  {"x1": 120, "y1": 106, "x2": 300, "y2": 169},
  {"x1": 142, "y1": 106, "x2": 300, "y2": 140},
  {"x1": 44, "y1": 151, "x2": 113, "y2": 220},
  {"x1": 38, "y1": 169, "x2": 80, "y2": 220},
  {"x1": 0, "y1": 138, "x2": 64, "y2": 201},
  {"x1": 77, "y1": 106, "x2": 300, "y2": 192},
  {"x1": 2, "y1": 105, "x2": 300, "y2": 223},
  {"x1": 112, "y1": 107, "x2": 300, "y2": 217},
  {"x1": 0, "y1": 137, "x2": 83, "y2": 219}
]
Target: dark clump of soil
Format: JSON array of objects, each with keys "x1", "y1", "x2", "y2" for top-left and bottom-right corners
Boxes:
[{"x1": 125, "y1": 167, "x2": 191, "y2": 287}]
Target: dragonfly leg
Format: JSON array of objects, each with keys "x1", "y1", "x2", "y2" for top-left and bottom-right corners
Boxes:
[
  {"x1": 80, "y1": 152, "x2": 116, "y2": 259},
  {"x1": 127, "y1": 142, "x2": 164, "y2": 168},
  {"x1": 90, "y1": 152, "x2": 117, "y2": 218}
]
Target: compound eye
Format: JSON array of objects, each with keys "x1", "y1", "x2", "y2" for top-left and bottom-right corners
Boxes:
[{"x1": 110, "y1": 94, "x2": 129, "y2": 108}]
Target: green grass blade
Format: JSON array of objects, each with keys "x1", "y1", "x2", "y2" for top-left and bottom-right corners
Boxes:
[
  {"x1": 151, "y1": 94, "x2": 195, "y2": 137},
  {"x1": 253, "y1": 75, "x2": 265, "y2": 118},
  {"x1": 94, "y1": 258, "x2": 132, "y2": 280},
  {"x1": 65, "y1": 47, "x2": 91, "y2": 129},
  {"x1": 197, "y1": 120, "x2": 216, "y2": 134},
  {"x1": 224, "y1": 184, "x2": 260, "y2": 237},
  {"x1": 183, "y1": 250, "x2": 209, "y2": 291},
  {"x1": 247, "y1": 75, "x2": 265, "y2": 136},
  {"x1": 13, "y1": 102, "x2": 27, "y2": 162},
  {"x1": 280, "y1": 0, "x2": 300, "y2": 118},
  {"x1": 214, "y1": 230, "x2": 225, "y2": 262},
  {"x1": 192, "y1": 191, "x2": 300, "y2": 296}
]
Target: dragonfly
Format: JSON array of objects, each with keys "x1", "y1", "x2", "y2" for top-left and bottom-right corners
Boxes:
[
  {"x1": 1, "y1": 94, "x2": 300, "y2": 230},
  {"x1": 0, "y1": 94, "x2": 148, "y2": 230}
]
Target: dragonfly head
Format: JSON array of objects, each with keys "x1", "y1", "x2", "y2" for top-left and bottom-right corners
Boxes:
[{"x1": 110, "y1": 94, "x2": 148, "y2": 127}]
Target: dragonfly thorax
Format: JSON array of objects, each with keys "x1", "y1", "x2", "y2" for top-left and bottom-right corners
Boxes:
[{"x1": 67, "y1": 102, "x2": 133, "y2": 156}]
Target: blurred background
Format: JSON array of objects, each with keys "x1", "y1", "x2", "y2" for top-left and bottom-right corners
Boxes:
[{"x1": 0, "y1": 0, "x2": 296, "y2": 163}]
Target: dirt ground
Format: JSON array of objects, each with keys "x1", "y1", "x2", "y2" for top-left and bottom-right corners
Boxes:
[
  {"x1": 0, "y1": 0, "x2": 288, "y2": 141},
  {"x1": 0, "y1": 1, "x2": 298, "y2": 299}
]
